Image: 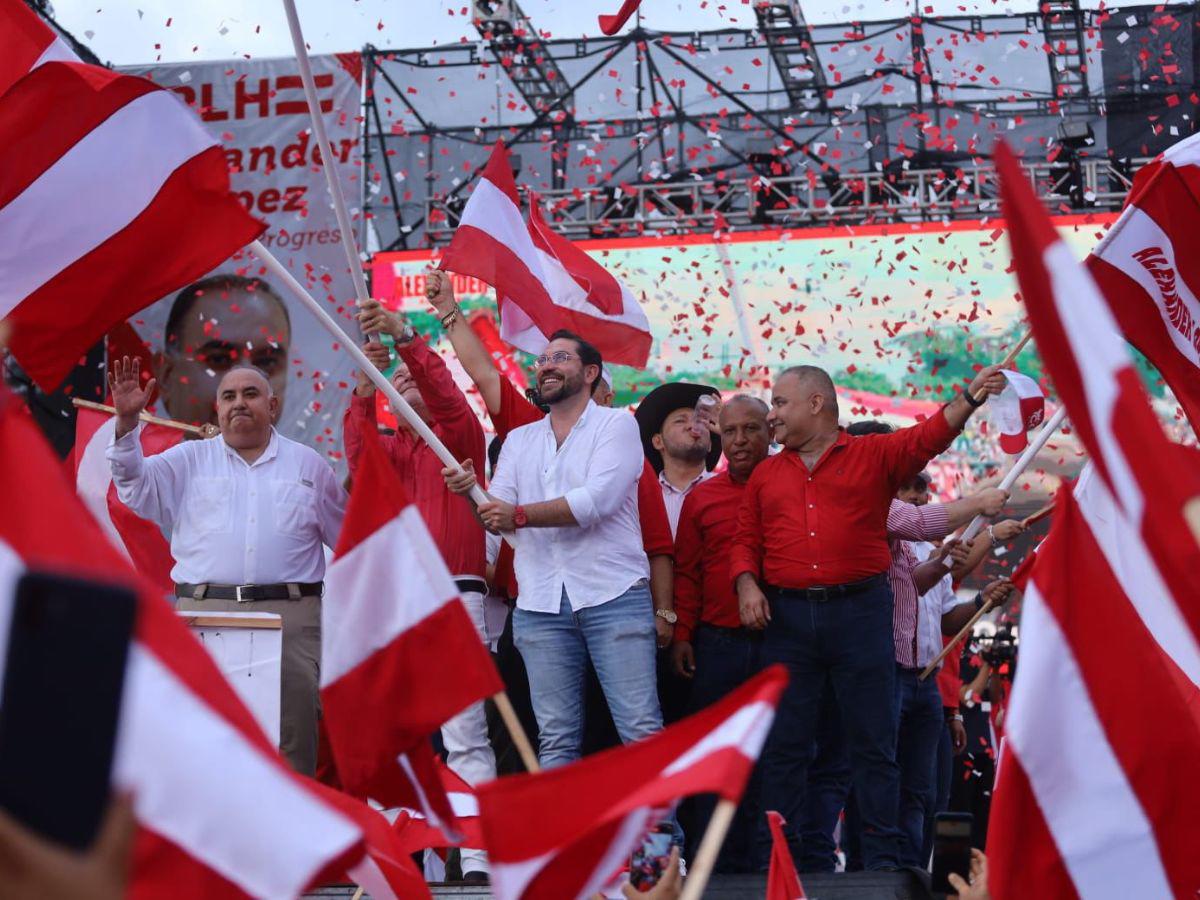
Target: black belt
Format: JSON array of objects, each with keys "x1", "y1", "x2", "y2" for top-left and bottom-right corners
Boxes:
[
  {"x1": 455, "y1": 578, "x2": 488, "y2": 596},
  {"x1": 766, "y1": 573, "x2": 886, "y2": 603},
  {"x1": 175, "y1": 582, "x2": 323, "y2": 602}
]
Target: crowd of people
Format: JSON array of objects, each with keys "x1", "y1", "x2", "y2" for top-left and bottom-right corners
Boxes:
[{"x1": 101, "y1": 268, "x2": 1026, "y2": 889}]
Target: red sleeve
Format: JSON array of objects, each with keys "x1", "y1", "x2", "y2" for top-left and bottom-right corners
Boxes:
[
  {"x1": 343, "y1": 392, "x2": 412, "y2": 479},
  {"x1": 637, "y1": 459, "x2": 673, "y2": 559},
  {"x1": 672, "y1": 492, "x2": 704, "y2": 643},
  {"x1": 936, "y1": 641, "x2": 962, "y2": 710},
  {"x1": 396, "y1": 337, "x2": 482, "y2": 463},
  {"x1": 875, "y1": 406, "x2": 957, "y2": 488},
  {"x1": 729, "y1": 466, "x2": 765, "y2": 583},
  {"x1": 495, "y1": 376, "x2": 545, "y2": 439}
]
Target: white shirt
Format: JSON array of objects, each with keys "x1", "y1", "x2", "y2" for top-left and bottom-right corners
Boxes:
[
  {"x1": 658, "y1": 468, "x2": 715, "y2": 538},
  {"x1": 912, "y1": 541, "x2": 973, "y2": 669},
  {"x1": 108, "y1": 426, "x2": 346, "y2": 585},
  {"x1": 489, "y1": 401, "x2": 649, "y2": 613}
]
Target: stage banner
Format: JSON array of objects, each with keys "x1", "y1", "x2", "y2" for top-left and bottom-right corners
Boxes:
[{"x1": 117, "y1": 53, "x2": 364, "y2": 466}]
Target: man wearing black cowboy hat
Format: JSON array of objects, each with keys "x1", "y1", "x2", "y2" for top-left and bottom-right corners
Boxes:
[{"x1": 635, "y1": 382, "x2": 724, "y2": 538}]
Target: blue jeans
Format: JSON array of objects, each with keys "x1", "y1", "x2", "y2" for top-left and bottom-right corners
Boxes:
[
  {"x1": 754, "y1": 580, "x2": 903, "y2": 871},
  {"x1": 922, "y1": 717, "x2": 954, "y2": 863},
  {"x1": 894, "y1": 667, "x2": 944, "y2": 867},
  {"x1": 799, "y1": 683, "x2": 851, "y2": 873},
  {"x1": 686, "y1": 625, "x2": 764, "y2": 872},
  {"x1": 514, "y1": 581, "x2": 663, "y2": 768}
]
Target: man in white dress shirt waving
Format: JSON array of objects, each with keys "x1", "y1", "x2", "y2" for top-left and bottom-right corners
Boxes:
[
  {"x1": 106, "y1": 357, "x2": 345, "y2": 775},
  {"x1": 444, "y1": 330, "x2": 667, "y2": 772}
]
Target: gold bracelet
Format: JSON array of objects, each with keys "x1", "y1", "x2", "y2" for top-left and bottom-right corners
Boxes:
[{"x1": 440, "y1": 304, "x2": 461, "y2": 330}]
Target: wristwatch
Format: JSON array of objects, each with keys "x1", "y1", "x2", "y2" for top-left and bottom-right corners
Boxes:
[
  {"x1": 512, "y1": 505, "x2": 528, "y2": 529},
  {"x1": 655, "y1": 608, "x2": 678, "y2": 624},
  {"x1": 394, "y1": 322, "x2": 416, "y2": 345}
]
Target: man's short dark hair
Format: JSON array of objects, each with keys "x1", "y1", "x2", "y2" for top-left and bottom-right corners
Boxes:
[
  {"x1": 487, "y1": 434, "x2": 505, "y2": 476},
  {"x1": 724, "y1": 394, "x2": 769, "y2": 416},
  {"x1": 846, "y1": 419, "x2": 894, "y2": 436},
  {"x1": 901, "y1": 471, "x2": 932, "y2": 494},
  {"x1": 548, "y1": 329, "x2": 604, "y2": 395},
  {"x1": 164, "y1": 274, "x2": 290, "y2": 353}
]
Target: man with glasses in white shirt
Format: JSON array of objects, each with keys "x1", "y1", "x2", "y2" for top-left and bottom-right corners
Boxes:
[{"x1": 442, "y1": 330, "x2": 670, "y2": 777}]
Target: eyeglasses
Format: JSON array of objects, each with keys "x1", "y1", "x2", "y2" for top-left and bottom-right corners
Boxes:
[{"x1": 533, "y1": 351, "x2": 579, "y2": 368}]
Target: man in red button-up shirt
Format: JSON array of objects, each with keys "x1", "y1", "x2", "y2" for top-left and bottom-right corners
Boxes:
[
  {"x1": 343, "y1": 299, "x2": 494, "y2": 880},
  {"x1": 731, "y1": 363, "x2": 1003, "y2": 871},
  {"x1": 670, "y1": 394, "x2": 772, "y2": 872}
]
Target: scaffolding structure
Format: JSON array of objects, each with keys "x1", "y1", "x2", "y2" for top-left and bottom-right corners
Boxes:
[{"x1": 358, "y1": 2, "x2": 1198, "y2": 251}]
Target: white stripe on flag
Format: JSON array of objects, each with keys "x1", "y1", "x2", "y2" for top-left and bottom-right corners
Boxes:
[
  {"x1": 1006, "y1": 583, "x2": 1172, "y2": 898},
  {"x1": 1074, "y1": 465, "x2": 1200, "y2": 688},
  {"x1": 74, "y1": 417, "x2": 132, "y2": 561},
  {"x1": 1044, "y1": 242, "x2": 1143, "y2": 522},
  {"x1": 322, "y1": 506, "x2": 459, "y2": 686},
  {"x1": 32, "y1": 37, "x2": 75, "y2": 69},
  {"x1": 1095, "y1": 206, "x2": 1200, "y2": 367},
  {"x1": 661, "y1": 700, "x2": 775, "y2": 776},
  {"x1": 0, "y1": 90, "x2": 216, "y2": 317},
  {"x1": 114, "y1": 645, "x2": 360, "y2": 897}
]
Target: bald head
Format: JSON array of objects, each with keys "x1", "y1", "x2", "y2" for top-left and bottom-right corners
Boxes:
[
  {"x1": 768, "y1": 365, "x2": 841, "y2": 451},
  {"x1": 217, "y1": 365, "x2": 274, "y2": 397}
]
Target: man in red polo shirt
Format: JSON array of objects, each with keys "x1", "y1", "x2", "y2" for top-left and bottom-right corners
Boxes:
[
  {"x1": 731, "y1": 363, "x2": 1003, "y2": 871},
  {"x1": 670, "y1": 393, "x2": 772, "y2": 871}
]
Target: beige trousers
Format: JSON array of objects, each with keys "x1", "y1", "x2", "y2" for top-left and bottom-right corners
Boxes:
[{"x1": 176, "y1": 593, "x2": 321, "y2": 776}]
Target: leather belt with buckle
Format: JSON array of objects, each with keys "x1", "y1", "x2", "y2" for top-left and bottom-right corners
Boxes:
[
  {"x1": 175, "y1": 582, "x2": 323, "y2": 602},
  {"x1": 766, "y1": 573, "x2": 886, "y2": 603}
]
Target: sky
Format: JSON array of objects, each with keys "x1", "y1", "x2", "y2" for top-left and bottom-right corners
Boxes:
[{"x1": 48, "y1": 0, "x2": 1107, "y2": 67}]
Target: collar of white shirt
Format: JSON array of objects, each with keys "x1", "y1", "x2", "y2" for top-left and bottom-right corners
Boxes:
[
  {"x1": 658, "y1": 467, "x2": 713, "y2": 496},
  {"x1": 219, "y1": 427, "x2": 280, "y2": 468}
]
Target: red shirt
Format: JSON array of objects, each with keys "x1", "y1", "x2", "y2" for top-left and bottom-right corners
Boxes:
[
  {"x1": 730, "y1": 411, "x2": 957, "y2": 590},
  {"x1": 936, "y1": 639, "x2": 961, "y2": 711},
  {"x1": 673, "y1": 471, "x2": 748, "y2": 643},
  {"x1": 343, "y1": 336, "x2": 486, "y2": 578}
]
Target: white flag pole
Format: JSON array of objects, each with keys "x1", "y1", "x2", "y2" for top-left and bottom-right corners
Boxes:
[
  {"x1": 279, "y1": 0, "x2": 372, "y2": 315},
  {"x1": 249, "y1": 240, "x2": 491, "y2": 508},
  {"x1": 944, "y1": 404, "x2": 1068, "y2": 563}
]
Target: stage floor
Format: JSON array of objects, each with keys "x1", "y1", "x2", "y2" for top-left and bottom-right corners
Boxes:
[{"x1": 309, "y1": 869, "x2": 935, "y2": 898}]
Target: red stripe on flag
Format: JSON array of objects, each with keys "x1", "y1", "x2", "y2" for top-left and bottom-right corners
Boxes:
[
  {"x1": 988, "y1": 752, "x2": 1079, "y2": 900},
  {"x1": 6, "y1": 144, "x2": 264, "y2": 390},
  {"x1": 0, "y1": 63, "x2": 159, "y2": 206},
  {"x1": 443, "y1": 224, "x2": 653, "y2": 366},
  {"x1": 0, "y1": 0, "x2": 56, "y2": 96},
  {"x1": 480, "y1": 140, "x2": 521, "y2": 207},
  {"x1": 333, "y1": 425, "x2": 409, "y2": 557}
]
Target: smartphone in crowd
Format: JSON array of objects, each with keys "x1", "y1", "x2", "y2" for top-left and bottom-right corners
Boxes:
[
  {"x1": 628, "y1": 823, "x2": 675, "y2": 892},
  {"x1": 0, "y1": 571, "x2": 136, "y2": 850},
  {"x1": 931, "y1": 811, "x2": 974, "y2": 895}
]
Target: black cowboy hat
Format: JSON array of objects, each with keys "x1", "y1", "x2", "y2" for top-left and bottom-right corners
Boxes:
[{"x1": 634, "y1": 382, "x2": 723, "y2": 474}]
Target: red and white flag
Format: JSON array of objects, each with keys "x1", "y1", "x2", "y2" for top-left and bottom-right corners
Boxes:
[
  {"x1": 70, "y1": 407, "x2": 178, "y2": 594},
  {"x1": 987, "y1": 485, "x2": 1200, "y2": 899},
  {"x1": 476, "y1": 665, "x2": 788, "y2": 900},
  {"x1": 766, "y1": 811, "x2": 807, "y2": 900},
  {"x1": 321, "y1": 424, "x2": 503, "y2": 826},
  {"x1": 0, "y1": 0, "x2": 74, "y2": 94},
  {"x1": 390, "y1": 761, "x2": 486, "y2": 857},
  {"x1": 988, "y1": 369, "x2": 1046, "y2": 454},
  {"x1": 994, "y1": 139, "x2": 1200, "y2": 644},
  {"x1": 1087, "y1": 132, "x2": 1200, "y2": 430},
  {"x1": 440, "y1": 141, "x2": 653, "y2": 367},
  {"x1": 0, "y1": 391, "x2": 428, "y2": 900},
  {"x1": 0, "y1": 50, "x2": 264, "y2": 391}
]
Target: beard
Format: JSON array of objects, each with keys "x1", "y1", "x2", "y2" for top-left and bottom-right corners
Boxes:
[
  {"x1": 662, "y1": 434, "x2": 710, "y2": 465},
  {"x1": 539, "y1": 369, "x2": 585, "y2": 405}
]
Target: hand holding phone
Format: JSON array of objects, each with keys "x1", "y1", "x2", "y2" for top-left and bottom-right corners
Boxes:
[{"x1": 628, "y1": 823, "x2": 676, "y2": 893}]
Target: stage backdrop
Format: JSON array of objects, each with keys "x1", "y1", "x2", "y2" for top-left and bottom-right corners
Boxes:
[
  {"x1": 371, "y1": 214, "x2": 1126, "y2": 407},
  {"x1": 117, "y1": 53, "x2": 364, "y2": 465}
]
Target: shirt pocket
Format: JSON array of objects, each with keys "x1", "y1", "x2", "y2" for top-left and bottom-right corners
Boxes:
[
  {"x1": 185, "y1": 476, "x2": 233, "y2": 535},
  {"x1": 272, "y1": 479, "x2": 318, "y2": 536}
]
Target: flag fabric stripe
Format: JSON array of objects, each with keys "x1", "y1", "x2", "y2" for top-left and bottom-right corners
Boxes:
[
  {"x1": 0, "y1": 64, "x2": 159, "y2": 211},
  {"x1": 114, "y1": 645, "x2": 361, "y2": 899},
  {"x1": 5, "y1": 143, "x2": 263, "y2": 389},
  {"x1": 0, "y1": 89, "x2": 215, "y2": 312},
  {"x1": 660, "y1": 700, "x2": 775, "y2": 779},
  {"x1": 0, "y1": 0, "x2": 65, "y2": 95},
  {"x1": 74, "y1": 414, "x2": 134, "y2": 561},
  {"x1": 1074, "y1": 465, "x2": 1200, "y2": 687},
  {"x1": 323, "y1": 506, "x2": 459, "y2": 685},
  {"x1": 1003, "y1": 581, "x2": 1173, "y2": 898}
]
